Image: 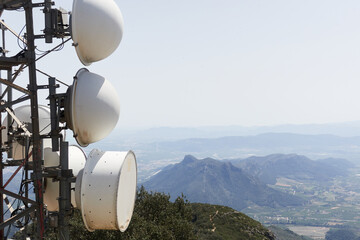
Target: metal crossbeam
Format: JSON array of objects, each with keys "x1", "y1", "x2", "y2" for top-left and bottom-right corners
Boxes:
[
  {"x1": 0, "y1": 78, "x2": 30, "y2": 95},
  {"x1": 0, "y1": 206, "x2": 36, "y2": 230},
  {"x1": 0, "y1": 0, "x2": 24, "y2": 10},
  {"x1": 0, "y1": 19, "x2": 27, "y2": 45},
  {"x1": 0, "y1": 188, "x2": 36, "y2": 205},
  {"x1": 4, "y1": 106, "x2": 32, "y2": 136},
  {"x1": 0, "y1": 95, "x2": 30, "y2": 111}
]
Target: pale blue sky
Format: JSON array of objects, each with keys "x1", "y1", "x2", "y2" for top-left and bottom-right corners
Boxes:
[{"x1": 2, "y1": 0, "x2": 360, "y2": 129}]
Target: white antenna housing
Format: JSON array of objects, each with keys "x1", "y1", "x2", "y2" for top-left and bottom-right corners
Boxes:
[
  {"x1": 43, "y1": 145, "x2": 86, "y2": 211},
  {"x1": 65, "y1": 68, "x2": 120, "y2": 147},
  {"x1": 75, "y1": 149, "x2": 137, "y2": 232},
  {"x1": 71, "y1": 0, "x2": 124, "y2": 65},
  {"x1": 2, "y1": 105, "x2": 53, "y2": 160}
]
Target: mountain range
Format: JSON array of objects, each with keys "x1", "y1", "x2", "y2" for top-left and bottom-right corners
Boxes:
[
  {"x1": 231, "y1": 154, "x2": 353, "y2": 184},
  {"x1": 143, "y1": 153, "x2": 355, "y2": 212},
  {"x1": 111, "y1": 121, "x2": 360, "y2": 144},
  {"x1": 143, "y1": 155, "x2": 306, "y2": 210},
  {"x1": 146, "y1": 133, "x2": 360, "y2": 153}
]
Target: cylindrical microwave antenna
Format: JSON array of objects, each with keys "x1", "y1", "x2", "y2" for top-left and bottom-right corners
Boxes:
[{"x1": 75, "y1": 149, "x2": 137, "y2": 232}]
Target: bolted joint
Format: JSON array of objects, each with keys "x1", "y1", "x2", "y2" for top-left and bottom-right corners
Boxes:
[
  {"x1": 60, "y1": 169, "x2": 73, "y2": 178},
  {"x1": 31, "y1": 172, "x2": 43, "y2": 181}
]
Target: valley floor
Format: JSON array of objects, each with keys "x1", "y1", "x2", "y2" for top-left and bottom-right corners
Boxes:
[{"x1": 243, "y1": 168, "x2": 360, "y2": 239}]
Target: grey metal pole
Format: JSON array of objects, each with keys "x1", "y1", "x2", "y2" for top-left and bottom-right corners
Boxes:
[
  {"x1": 0, "y1": 19, "x2": 5, "y2": 240},
  {"x1": 44, "y1": 0, "x2": 53, "y2": 43},
  {"x1": 58, "y1": 141, "x2": 71, "y2": 240},
  {"x1": 5, "y1": 20, "x2": 12, "y2": 158},
  {"x1": 24, "y1": 1, "x2": 44, "y2": 239},
  {"x1": 24, "y1": 136, "x2": 30, "y2": 239},
  {"x1": 6, "y1": 68, "x2": 12, "y2": 159},
  {"x1": 0, "y1": 95, "x2": 3, "y2": 240}
]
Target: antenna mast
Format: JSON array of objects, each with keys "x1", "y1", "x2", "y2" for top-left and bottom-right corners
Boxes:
[
  {"x1": 0, "y1": 1, "x2": 137, "y2": 239},
  {"x1": 0, "y1": 1, "x2": 51, "y2": 239},
  {"x1": 24, "y1": 2, "x2": 45, "y2": 238}
]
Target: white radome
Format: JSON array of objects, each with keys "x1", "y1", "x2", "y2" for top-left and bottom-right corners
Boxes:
[
  {"x1": 43, "y1": 145, "x2": 87, "y2": 211},
  {"x1": 65, "y1": 68, "x2": 120, "y2": 147},
  {"x1": 71, "y1": 0, "x2": 124, "y2": 65},
  {"x1": 2, "y1": 105, "x2": 53, "y2": 161}
]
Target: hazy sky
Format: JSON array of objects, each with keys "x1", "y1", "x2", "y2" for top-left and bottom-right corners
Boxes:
[{"x1": 3, "y1": 0, "x2": 360, "y2": 130}]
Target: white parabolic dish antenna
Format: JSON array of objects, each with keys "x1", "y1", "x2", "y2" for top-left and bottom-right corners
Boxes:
[
  {"x1": 43, "y1": 146, "x2": 86, "y2": 211},
  {"x1": 65, "y1": 68, "x2": 120, "y2": 147},
  {"x1": 75, "y1": 149, "x2": 137, "y2": 232},
  {"x1": 71, "y1": 0, "x2": 124, "y2": 65},
  {"x1": 1, "y1": 105, "x2": 53, "y2": 161}
]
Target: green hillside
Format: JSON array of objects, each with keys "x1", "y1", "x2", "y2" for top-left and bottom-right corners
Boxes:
[
  {"x1": 191, "y1": 203, "x2": 275, "y2": 240},
  {"x1": 14, "y1": 187, "x2": 277, "y2": 240}
]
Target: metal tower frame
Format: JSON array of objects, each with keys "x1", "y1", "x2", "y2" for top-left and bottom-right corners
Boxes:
[{"x1": 0, "y1": 1, "x2": 73, "y2": 239}]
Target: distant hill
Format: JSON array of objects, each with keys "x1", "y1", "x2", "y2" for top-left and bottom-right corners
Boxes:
[
  {"x1": 152, "y1": 133, "x2": 360, "y2": 152},
  {"x1": 143, "y1": 155, "x2": 305, "y2": 210},
  {"x1": 109, "y1": 121, "x2": 360, "y2": 144},
  {"x1": 231, "y1": 154, "x2": 353, "y2": 184},
  {"x1": 316, "y1": 157, "x2": 355, "y2": 169},
  {"x1": 109, "y1": 132, "x2": 360, "y2": 171}
]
